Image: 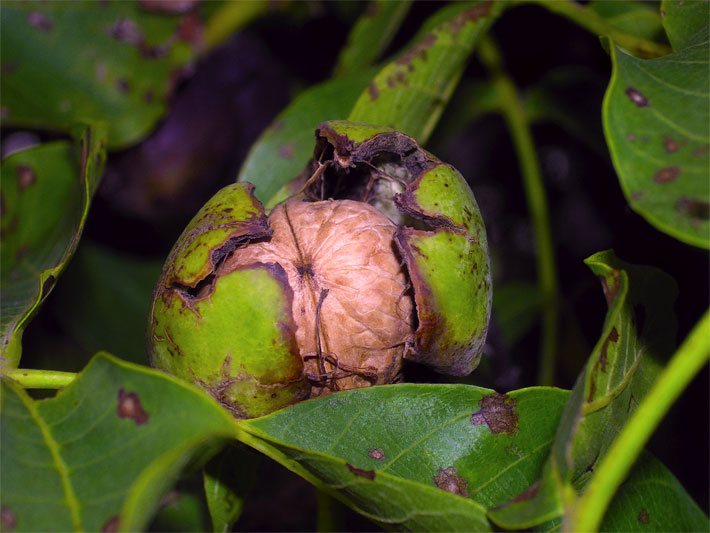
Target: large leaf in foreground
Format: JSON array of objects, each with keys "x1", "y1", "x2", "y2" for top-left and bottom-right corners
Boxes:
[
  {"x1": 349, "y1": 1, "x2": 503, "y2": 144},
  {"x1": 0, "y1": 354, "x2": 236, "y2": 532},
  {"x1": 603, "y1": 11, "x2": 709, "y2": 248},
  {"x1": 0, "y1": 126, "x2": 106, "y2": 367},
  {"x1": 1, "y1": 1, "x2": 200, "y2": 148},
  {"x1": 237, "y1": 70, "x2": 374, "y2": 205},
  {"x1": 240, "y1": 384, "x2": 567, "y2": 531},
  {"x1": 599, "y1": 452, "x2": 707, "y2": 532},
  {"x1": 490, "y1": 251, "x2": 678, "y2": 528}
]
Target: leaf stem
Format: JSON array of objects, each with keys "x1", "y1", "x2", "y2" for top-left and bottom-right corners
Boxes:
[
  {"x1": 567, "y1": 309, "x2": 710, "y2": 532},
  {"x1": 3, "y1": 368, "x2": 77, "y2": 389},
  {"x1": 478, "y1": 36, "x2": 559, "y2": 386},
  {"x1": 526, "y1": 0, "x2": 671, "y2": 58}
]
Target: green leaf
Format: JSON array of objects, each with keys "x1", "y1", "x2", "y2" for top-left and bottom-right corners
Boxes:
[
  {"x1": 489, "y1": 250, "x2": 678, "y2": 528},
  {"x1": 589, "y1": 0, "x2": 665, "y2": 43},
  {"x1": 203, "y1": 445, "x2": 259, "y2": 532},
  {"x1": 151, "y1": 489, "x2": 209, "y2": 532},
  {"x1": 660, "y1": 0, "x2": 707, "y2": 51},
  {"x1": 333, "y1": 1, "x2": 412, "y2": 77},
  {"x1": 0, "y1": 353, "x2": 236, "y2": 532},
  {"x1": 239, "y1": 384, "x2": 568, "y2": 531},
  {"x1": 600, "y1": 452, "x2": 708, "y2": 532},
  {"x1": 0, "y1": 126, "x2": 107, "y2": 367},
  {"x1": 49, "y1": 243, "x2": 162, "y2": 364},
  {"x1": 1, "y1": 1, "x2": 199, "y2": 148},
  {"x1": 237, "y1": 70, "x2": 375, "y2": 205},
  {"x1": 602, "y1": 9, "x2": 710, "y2": 248},
  {"x1": 349, "y1": 1, "x2": 504, "y2": 144}
]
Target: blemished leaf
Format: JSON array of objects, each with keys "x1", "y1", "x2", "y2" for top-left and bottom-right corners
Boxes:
[
  {"x1": 237, "y1": 70, "x2": 375, "y2": 206},
  {"x1": 0, "y1": 353, "x2": 237, "y2": 532},
  {"x1": 589, "y1": 0, "x2": 666, "y2": 43},
  {"x1": 333, "y1": 1, "x2": 411, "y2": 77},
  {"x1": 602, "y1": 5, "x2": 709, "y2": 248},
  {"x1": 0, "y1": 1, "x2": 200, "y2": 149},
  {"x1": 239, "y1": 384, "x2": 568, "y2": 531},
  {"x1": 660, "y1": 0, "x2": 707, "y2": 51},
  {"x1": 49, "y1": 242, "x2": 162, "y2": 364},
  {"x1": 349, "y1": 1, "x2": 504, "y2": 144},
  {"x1": 203, "y1": 445, "x2": 260, "y2": 532},
  {"x1": 489, "y1": 250, "x2": 678, "y2": 528},
  {"x1": 0, "y1": 126, "x2": 106, "y2": 368},
  {"x1": 600, "y1": 452, "x2": 707, "y2": 532}
]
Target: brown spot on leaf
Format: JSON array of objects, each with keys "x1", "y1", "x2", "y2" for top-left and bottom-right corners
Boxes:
[
  {"x1": 599, "y1": 269, "x2": 621, "y2": 306},
  {"x1": 470, "y1": 392, "x2": 518, "y2": 434},
  {"x1": 397, "y1": 33, "x2": 437, "y2": 66},
  {"x1": 449, "y1": 1, "x2": 492, "y2": 34},
  {"x1": 653, "y1": 166, "x2": 680, "y2": 184},
  {"x1": 177, "y1": 13, "x2": 204, "y2": 48},
  {"x1": 663, "y1": 136, "x2": 681, "y2": 153},
  {"x1": 626, "y1": 133, "x2": 636, "y2": 142},
  {"x1": 631, "y1": 191, "x2": 643, "y2": 201},
  {"x1": 117, "y1": 388, "x2": 149, "y2": 425},
  {"x1": 347, "y1": 463, "x2": 375, "y2": 480},
  {"x1": 499, "y1": 480, "x2": 540, "y2": 508},
  {"x1": 27, "y1": 11, "x2": 53, "y2": 31},
  {"x1": 116, "y1": 78, "x2": 131, "y2": 94},
  {"x1": 598, "y1": 326, "x2": 620, "y2": 373},
  {"x1": 368, "y1": 82, "x2": 379, "y2": 101},
  {"x1": 101, "y1": 516, "x2": 120, "y2": 533},
  {"x1": 368, "y1": 448, "x2": 385, "y2": 460},
  {"x1": 107, "y1": 18, "x2": 142, "y2": 44},
  {"x1": 638, "y1": 509, "x2": 650, "y2": 524},
  {"x1": 16, "y1": 165, "x2": 36, "y2": 190},
  {"x1": 692, "y1": 145, "x2": 710, "y2": 157},
  {"x1": 278, "y1": 143, "x2": 294, "y2": 159},
  {"x1": 1, "y1": 506, "x2": 16, "y2": 531},
  {"x1": 626, "y1": 87, "x2": 648, "y2": 107},
  {"x1": 677, "y1": 197, "x2": 710, "y2": 221},
  {"x1": 433, "y1": 467, "x2": 468, "y2": 497}
]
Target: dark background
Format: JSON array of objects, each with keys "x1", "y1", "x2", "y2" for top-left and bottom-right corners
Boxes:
[{"x1": 14, "y1": 2, "x2": 708, "y2": 530}]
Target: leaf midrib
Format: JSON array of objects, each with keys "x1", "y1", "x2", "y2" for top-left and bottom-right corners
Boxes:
[{"x1": 17, "y1": 386, "x2": 82, "y2": 531}]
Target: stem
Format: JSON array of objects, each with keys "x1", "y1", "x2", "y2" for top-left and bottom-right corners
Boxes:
[
  {"x1": 203, "y1": 1, "x2": 269, "y2": 51},
  {"x1": 478, "y1": 36, "x2": 559, "y2": 386},
  {"x1": 3, "y1": 368, "x2": 77, "y2": 389},
  {"x1": 527, "y1": 0, "x2": 671, "y2": 58},
  {"x1": 567, "y1": 309, "x2": 710, "y2": 532}
]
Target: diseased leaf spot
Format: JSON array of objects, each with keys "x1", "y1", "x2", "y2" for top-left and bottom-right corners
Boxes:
[
  {"x1": 27, "y1": 11, "x2": 53, "y2": 31},
  {"x1": 368, "y1": 448, "x2": 385, "y2": 460},
  {"x1": 117, "y1": 388, "x2": 149, "y2": 425},
  {"x1": 433, "y1": 467, "x2": 468, "y2": 497},
  {"x1": 1, "y1": 505, "x2": 17, "y2": 531},
  {"x1": 116, "y1": 78, "x2": 131, "y2": 94},
  {"x1": 101, "y1": 516, "x2": 120, "y2": 533},
  {"x1": 638, "y1": 508, "x2": 650, "y2": 525},
  {"x1": 449, "y1": 1, "x2": 492, "y2": 34},
  {"x1": 278, "y1": 143, "x2": 294, "y2": 160},
  {"x1": 495, "y1": 480, "x2": 540, "y2": 509},
  {"x1": 368, "y1": 82, "x2": 379, "y2": 101},
  {"x1": 396, "y1": 33, "x2": 437, "y2": 67},
  {"x1": 663, "y1": 136, "x2": 681, "y2": 153},
  {"x1": 677, "y1": 197, "x2": 710, "y2": 221},
  {"x1": 16, "y1": 165, "x2": 36, "y2": 191},
  {"x1": 653, "y1": 166, "x2": 680, "y2": 184},
  {"x1": 599, "y1": 269, "x2": 621, "y2": 306},
  {"x1": 625, "y1": 87, "x2": 648, "y2": 107},
  {"x1": 347, "y1": 463, "x2": 375, "y2": 480},
  {"x1": 470, "y1": 392, "x2": 518, "y2": 434},
  {"x1": 107, "y1": 18, "x2": 142, "y2": 45},
  {"x1": 692, "y1": 145, "x2": 710, "y2": 158}
]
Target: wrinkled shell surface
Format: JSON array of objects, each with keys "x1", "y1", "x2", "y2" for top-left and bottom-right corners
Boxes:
[{"x1": 224, "y1": 199, "x2": 415, "y2": 393}]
